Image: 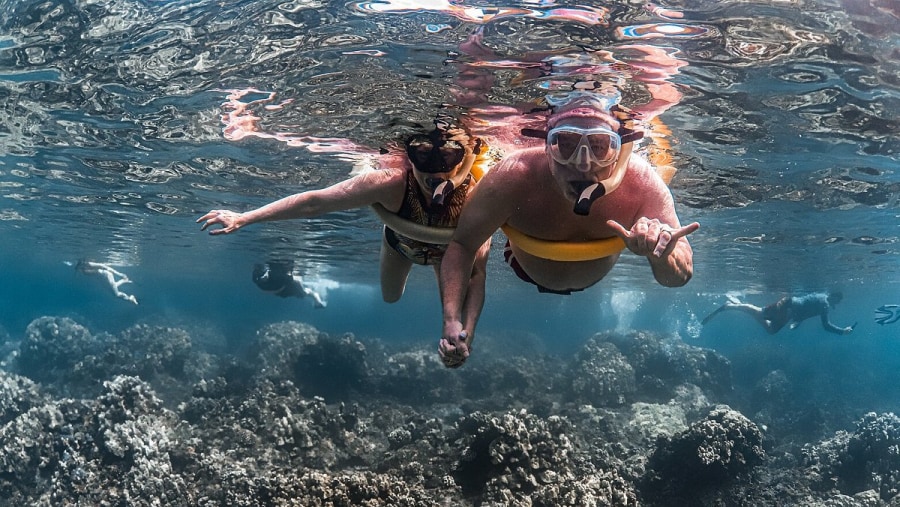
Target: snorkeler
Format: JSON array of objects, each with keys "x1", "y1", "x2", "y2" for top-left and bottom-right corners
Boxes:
[
  {"x1": 198, "y1": 117, "x2": 491, "y2": 355},
  {"x1": 253, "y1": 261, "x2": 326, "y2": 308},
  {"x1": 438, "y1": 92, "x2": 699, "y2": 368},
  {"x1": 74, "y1": 260, "x2": 139, "y2": 305},
  {"x1": 702, "y1": 292, "x2": 856, "y2": 335},
  {"x1": 875, "y1": 304, "x2": 900, "y2": 325}
]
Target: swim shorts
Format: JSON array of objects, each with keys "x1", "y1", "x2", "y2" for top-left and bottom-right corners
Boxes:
[
  {"x1": 762, "y1": 296, "x2": 792, "y2": 333},
  {"x1": 504, "y1": 241, "x2": 583, "y2": 295},
  {"x1": 384, "y1": 226, "x2": 445, "y2": 266}
]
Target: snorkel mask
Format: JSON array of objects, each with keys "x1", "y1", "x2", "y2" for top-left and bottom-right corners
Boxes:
[
  {"x1": 405, "y1": 120, "x2": 478, "y2": 212},
  {"x1": 524, "y1": 90, "x2": 643, "y2": 215},
  {"x1": 547, "y1": 125, "x2": 622, "y2": 167}
]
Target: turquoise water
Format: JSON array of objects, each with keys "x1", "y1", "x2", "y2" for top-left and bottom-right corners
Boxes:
[
  {"x1": 0, "y1": 0, "x2": 899, "y2": 504},
  {"x1": 1, "y1": 0, "x2": 896, "y2": 344}
]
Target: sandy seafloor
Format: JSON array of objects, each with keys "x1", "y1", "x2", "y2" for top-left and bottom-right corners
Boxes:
[{"x1": 3, "y1": 312, "x2": 900, "y2": 506}]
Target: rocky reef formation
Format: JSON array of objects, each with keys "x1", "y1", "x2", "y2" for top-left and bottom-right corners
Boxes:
[
  {"x1": 641, "y1": 406, "x2": 766, "y2": 503},
  {"x1": 0, "y1": 320, "x2": 897, "y2": 505}
]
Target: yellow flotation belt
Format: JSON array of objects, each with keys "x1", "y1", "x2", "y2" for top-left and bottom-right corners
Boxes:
[{"x1": 501, "y1": 224, "x2": 627, "y2": 262}]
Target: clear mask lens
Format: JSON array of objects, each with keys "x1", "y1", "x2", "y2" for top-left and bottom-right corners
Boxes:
[{"x1": 547, "y1": 126, "x2": 621, "y2": 167}]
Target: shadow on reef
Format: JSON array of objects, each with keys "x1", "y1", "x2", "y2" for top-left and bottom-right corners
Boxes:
[{"x1": 1, "y1": 316, "x2": 899, "y2": 505}]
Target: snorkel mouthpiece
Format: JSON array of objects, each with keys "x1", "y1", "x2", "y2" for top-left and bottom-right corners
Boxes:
[
  {"x1": 573, "y1": 182, "x2": 606, "y2": 215},
  {"x1": 429, "y1": 179, "x2": 455, "y2": 212}
]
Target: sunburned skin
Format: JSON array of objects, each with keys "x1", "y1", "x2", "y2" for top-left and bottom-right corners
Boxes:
[{"x1": 438, "y1": 109, "x2": 700, "y2": 367}]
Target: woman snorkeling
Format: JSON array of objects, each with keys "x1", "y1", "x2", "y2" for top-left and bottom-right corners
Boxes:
[{"x1": 198, "y1": 118, "x2": 491, "y2": 364}]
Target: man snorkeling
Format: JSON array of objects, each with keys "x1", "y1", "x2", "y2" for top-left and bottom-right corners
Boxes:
[
  {"x1": 198, "y1": 117, "x2": 491, "y2": 344},
  {"x1": 438, "y1": 93, "x2": 699, "y2": 367},
  {"x1": 702, "y1": 292, "x2": 857, "y2": 335}
]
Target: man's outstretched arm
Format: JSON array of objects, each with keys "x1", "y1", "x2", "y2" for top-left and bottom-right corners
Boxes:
[{"x1": 820, "y1": 312, "x2": 856, "y2": 335}]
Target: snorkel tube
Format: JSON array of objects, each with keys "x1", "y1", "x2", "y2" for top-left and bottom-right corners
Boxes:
[
  {"x1": 369, "y1": 139, "x2": 484, "y2": 245},
  {"x1": 572, "y1": 140, "x2": 633, "y2": 215},
  {"x1": 429, "y1": 179, "x2": 455, "y2": 210}
]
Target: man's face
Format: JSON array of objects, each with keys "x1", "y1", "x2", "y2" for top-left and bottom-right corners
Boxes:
[{"x1": 546, "y1": 116, "x2": 622, "y2": 201}]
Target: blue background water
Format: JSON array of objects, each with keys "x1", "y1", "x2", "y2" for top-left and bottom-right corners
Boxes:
[{"x1": 0, "y1": 0, "x2": 898, "y2": 387}]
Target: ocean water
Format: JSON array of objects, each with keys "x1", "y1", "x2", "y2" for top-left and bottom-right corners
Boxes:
[{"x1": 1, "y1": 0, "x2": 899, "y2": 504}]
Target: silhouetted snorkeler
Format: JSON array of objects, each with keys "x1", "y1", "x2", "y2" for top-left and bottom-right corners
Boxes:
[
  {"x1": 72, "y1": 259, "x2": 139, "y2": 305},
  {"x1": 703, "y1": 292, "x2": 856, "y2": 335},
  {"x1": 253, "y1": 262, "x2": 326, "y2": 308}
]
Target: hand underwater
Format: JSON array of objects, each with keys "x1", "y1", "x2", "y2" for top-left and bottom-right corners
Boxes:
[
  {"x1": 439, "y1": 331, "x2": 470, "y2": 369},
  {"x1": 197, "y1": 210, "x2": 244, "y2": 234},
  {"x1": 607, "y1": 218, "x2": 699, "y2": 258}
]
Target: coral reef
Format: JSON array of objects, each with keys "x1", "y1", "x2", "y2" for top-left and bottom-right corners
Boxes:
[
  {"x1": 570, "y1": 337, "x2": 637, "y2": 407},
  {"x1": 640, "y1": 405, "x2": 766, "y2": 503},
  {"x1": 15, "y1": 317, "x2": 194, "y2": 398},
  {"x1": 451, "y1": 410, "x2": 636, "y2": 506},
  {"x1": 0, "y1": 317, "x2": 895, "y2": 505},
  {"x1": 803, "y1": 412, "x2": 900, "y2": 502}
]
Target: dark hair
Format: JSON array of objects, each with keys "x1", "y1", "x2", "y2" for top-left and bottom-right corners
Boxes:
[{"x1": 252, "y1": 262, "x2": 293, "y2": 292}]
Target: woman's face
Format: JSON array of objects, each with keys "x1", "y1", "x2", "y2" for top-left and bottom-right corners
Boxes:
[{"x1": 407, "y1": 128, "x2": 477, "y2": 203}]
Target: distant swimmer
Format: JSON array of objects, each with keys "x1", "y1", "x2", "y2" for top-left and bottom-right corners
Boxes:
[
  {"x1": 875, "y1": 304, "x2": 900, "y2": 325},
  {"x1": 702, "y1": 292, "x2": 856, "y2": 336},
  {"x1": 73, "y1": 260, "x2": 139, "y2": 305},
  {"x1": 253, "y1": 261, "x2": 326, "y2": 309}
]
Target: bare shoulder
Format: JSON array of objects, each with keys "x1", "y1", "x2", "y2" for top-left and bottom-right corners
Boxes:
[
  {"x1": 621, "y1": 157, "x2": 672, "y2": 199},
  {"x1": 320, "y1": 163, "x2": 408, "y2": 211},
  {"x1": 342, "y1": 165, "x2": 407, "y2": 199},
  {"x1": 619, "y1": 156, "x2": 680, "y2": 220},
  {"x1": 481, "y1": 147, "x2": 544, "y2": 188},
  {"x1": 456, "y1": 148, "x2": 543, "y2": 230}
]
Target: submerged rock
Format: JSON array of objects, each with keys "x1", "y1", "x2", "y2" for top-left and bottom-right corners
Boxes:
[
  {"x1": 453, "y1": 410, "x2": 636, "y2": 506},
  {"x1": 641, "y1": 405, "x2": 766, "y2": 503},
  {"x1": 570, "y1": 338, "x2": 636, "y2": 407},
  {"x1": 252, "y1": 321, "x2": 370, "y2": 401},
  {"x1": 803, "y1": 412, "x2": 900, "y2": 501},
  {"x1": 0, "y1": 375, "x2": 190, "y2": 504},
  {"x1": 15, "y1": 318, "x2": 195, "y2": 398},
  {"x1": 604, "y1": 331, "x2": 732, "y2": 400},
  {"x1": 17, "y1": 316, "x2": 95, "y2": 385}
]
